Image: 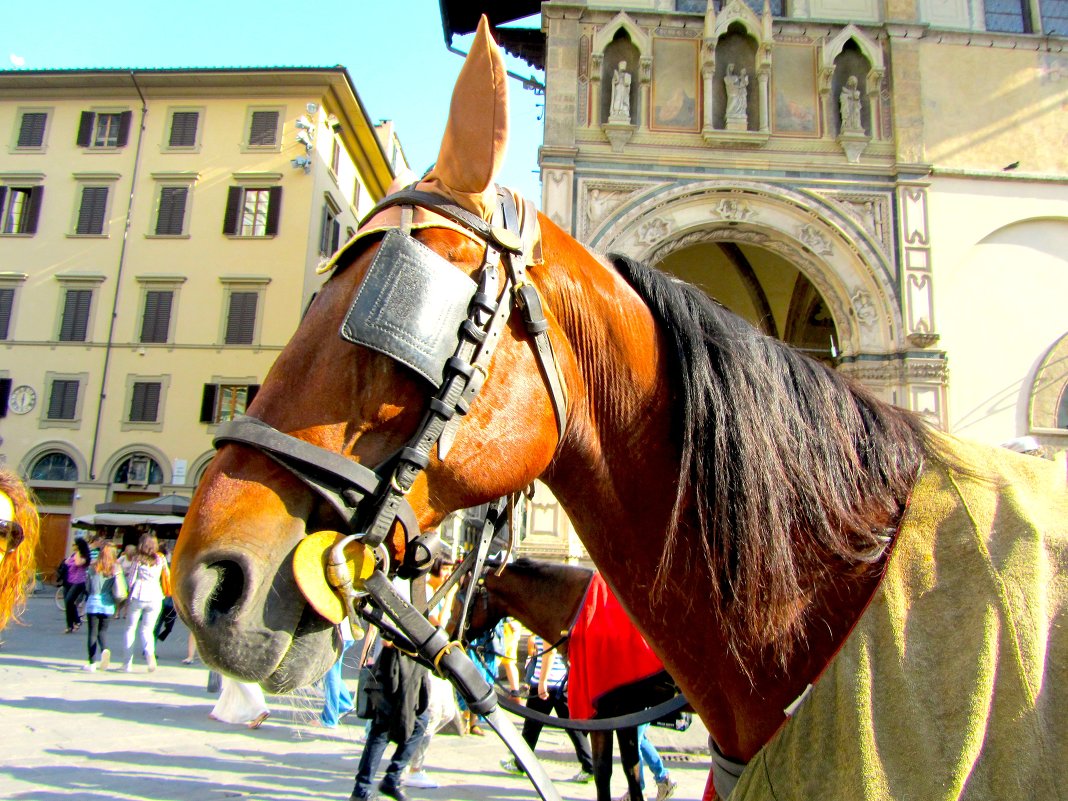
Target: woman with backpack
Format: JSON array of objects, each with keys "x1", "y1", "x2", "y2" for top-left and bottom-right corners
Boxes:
[
  {"x1": 62, "y1": 538, "x2": 91, "y2": 633},
  {"x1": 83, "y1": 543, "x2": 127, "y2": 671}
]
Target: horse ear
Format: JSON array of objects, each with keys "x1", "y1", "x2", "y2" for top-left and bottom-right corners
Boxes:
[{"x1": 418, "y1": 15, "x2": 507, "y2": 222}]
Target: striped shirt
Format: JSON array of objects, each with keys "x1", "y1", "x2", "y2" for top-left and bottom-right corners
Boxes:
[{"x1": 529, "y1": 636, "x2": 568, "y2": 688}]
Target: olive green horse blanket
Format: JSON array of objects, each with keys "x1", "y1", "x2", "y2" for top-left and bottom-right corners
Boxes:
[{"x1": 731, "y1": 436, "x2": 1068, "y2": 800}]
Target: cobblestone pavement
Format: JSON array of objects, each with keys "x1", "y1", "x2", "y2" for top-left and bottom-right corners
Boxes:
[{"x1": 0, "y1": 593, "x2": 711, "y2": 801}]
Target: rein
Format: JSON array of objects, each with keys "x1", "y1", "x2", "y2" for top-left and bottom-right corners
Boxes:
[{"x1": 210, "y1": 186, "x2": 570, "y2": 801}]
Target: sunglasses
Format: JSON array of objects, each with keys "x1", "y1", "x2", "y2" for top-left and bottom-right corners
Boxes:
[{"x1": 0, "y1": 519, "x2": 25, "y2": 551}]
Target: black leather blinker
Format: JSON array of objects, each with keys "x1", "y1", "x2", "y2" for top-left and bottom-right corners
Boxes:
[{"x1": 340, "y1": 229, "x2": 478, "y2": 386}]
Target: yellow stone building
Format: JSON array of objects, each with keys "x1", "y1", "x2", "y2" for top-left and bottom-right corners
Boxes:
[{"x1": 0, "y1": 67, "x2": 399, "y2": 574}]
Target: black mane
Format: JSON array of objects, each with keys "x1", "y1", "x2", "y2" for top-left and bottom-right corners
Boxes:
[{"x1": 610, "y1": 254, "x2": 932, "y2": 663}]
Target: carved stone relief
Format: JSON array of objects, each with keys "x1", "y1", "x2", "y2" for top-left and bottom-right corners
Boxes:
[
  {"x1": 636, "y1": 216, "x2": 673, "y2": 246},
  {"x1": 851, "y1": 289, "x2": 878, "y2": 328},
  {"x1": 581, "y1": 182, "x2": 648, "y2": 240},
  {"x1": 709, "y1": 197, "x2": 755, "y2": 223},
  {"x1": 797, "y1": 223, "x2": 833, "y2": 256}
]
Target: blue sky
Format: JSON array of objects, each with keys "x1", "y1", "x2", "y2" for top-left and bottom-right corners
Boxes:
[{"x1": 3, "y1": 1, "x2": 546, "y2": 202}]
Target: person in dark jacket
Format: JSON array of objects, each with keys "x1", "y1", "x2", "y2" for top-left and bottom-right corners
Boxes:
[{"x1": 349, "y1": 640, "x2": 430, "y2": 801}]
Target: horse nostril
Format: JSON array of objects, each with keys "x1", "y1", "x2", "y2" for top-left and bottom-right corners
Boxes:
[{"x1": 205, "y1": 559, "x2": 245, "y2": 624}]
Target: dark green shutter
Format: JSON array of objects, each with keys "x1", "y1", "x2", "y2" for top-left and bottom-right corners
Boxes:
[
  {"x1": 0, "y1": 378, "x2": 10, "y2": 417},
  {"x1": 76, "y1": 186, "x2": 108, "y2": 235},
  {"x1": 23, "y1": 186, "x2": 43, "y2": 234},
  {"x1": 225, "y1": 292, "x2": 258, "y2": 344},
  {"x1": 200, "y1": 384, "x2": 218, "y2": 423},
  {"x1": 130, "y1": 382, "x2": 161, "y2": 422},
  {"x1": 48, "y1": 380, "x2": 79, "y2": 420},
  {"x1": 59, "y1": 289, "x2": 92, "y2": 341},
  {"x1": 246, "y1": 384, "x2": 260, "y2": 407},
  {"x1": 140, "y1": 290, "x2": 173, "y2": 343},
  {"x1": 168, "y1": 111, "x2": 199, "y2": 147},
  {"x1": 156, "y1": 187, "x2": 188, "y2": 235},
  {"x1": 17, "y1": 112, "x2": 47, "y2": 147},
  {"x1": 0, "y1": 288, "x2": 13, "y2": 340},
  {"x1": 116, "y1": 110, "x2": 133, "y2": 147},
  {"x1": 222, "y1": 186, "x2": 242, "y2": 235},
  {"x1": 76, "y1": 112, "x2": 95, "y2": 147},
  {"x1": 248, "y1": 111, "x2": 278, "y2": 146},
  {"x1": 265, "y1": 187, "x2": 282, "y2": 235}
]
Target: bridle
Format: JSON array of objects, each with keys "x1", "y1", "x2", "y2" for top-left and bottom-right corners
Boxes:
[
  {"x1": 213, "y1": 185, "x2": 566, "y2": 616},
  {"x1": 209, "y1": 185, "x2": 569, "y2": 801}
]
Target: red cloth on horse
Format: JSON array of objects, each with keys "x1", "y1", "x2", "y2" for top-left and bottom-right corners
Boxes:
[{"x1": 567, "y1": 572, "x2": 664, "y2": 720}]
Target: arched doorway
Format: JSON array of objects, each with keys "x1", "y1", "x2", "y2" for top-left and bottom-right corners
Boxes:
[
  {"x1": 22, "y1": 446, "x2": 83, "y2": 581},
  {"x1": 656, "y1": 239, "x2": 839, "y2": 364}
]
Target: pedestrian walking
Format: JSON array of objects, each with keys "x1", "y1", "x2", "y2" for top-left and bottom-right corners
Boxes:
[
  {"x1": 62, "y1": 538, "x2": 91, "y2": 633},
  {"x1": 317, "y1": 618, "x2": 355, "y2": 728},
  {"x1": 83, "y1": 543, "x2": 127, "y2": 672},
  {"x1": 115, "y1": 545, "x2": 137, "y2": 619},
  {"x1": 621, "y1": 724, "x2": 677, "y2": 801},
  {"x1": 122, "y1": 532, "x2": 170, "y2": 672},
  {"x1": 501, "y1": 633, "x2": 594, "y2": 783}
]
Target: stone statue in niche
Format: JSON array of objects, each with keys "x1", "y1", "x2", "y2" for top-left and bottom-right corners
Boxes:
[
  {"x1": 724, "y1": 63, "x2": 749, "y2": 131},
  {"x1": 609, "y1": 61, "x2": 633, "y2": 123},
  {"x1": 840, "y1": 76, "x2": 864, "y2": 133}
]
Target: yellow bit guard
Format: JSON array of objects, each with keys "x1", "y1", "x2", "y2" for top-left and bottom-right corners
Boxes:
[{"x1": 292, "y1": 531, "x2": 375, "y2": 624}]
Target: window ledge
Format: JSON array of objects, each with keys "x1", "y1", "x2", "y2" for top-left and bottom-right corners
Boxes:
[
  {"x1": 145, "y1": 233, "x2": 190, "y2": 240},
  {"x1": 8, "y1": 147, "x2": 47, "y2": 155},
  {"x1": 159, "y1": 146, "x2": 202, "y2": 155},
  {"x1": 66, "y1": 233, "x2": 109, "y2": 239},
  {"x1": 121, "y1": 421, "x2": 164, "y2": 432},
  {"x1": 0, "y1": 232, "x2": 34, "y2": 238},
  {"x1": 80, "y1": 147, "x2": 125, "y2": 153},
  {"x1": 239, "y1": 145, "x2": 282, "y2": 154},
  {"x1": 40, "y1": 418, "x2": 81, "y2": 429},
  {"x1": 225, "y1": 234, "x2": 277, "y2": 240}
]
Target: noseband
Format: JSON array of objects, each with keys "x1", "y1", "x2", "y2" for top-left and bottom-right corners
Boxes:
[{"x1": 212, "y1": 186, "x2": 567, "y2": 619}]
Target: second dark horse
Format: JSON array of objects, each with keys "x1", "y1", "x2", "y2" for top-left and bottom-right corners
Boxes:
[{"x1": 454, "y1": 557, "x2": 678, "y2": 801}]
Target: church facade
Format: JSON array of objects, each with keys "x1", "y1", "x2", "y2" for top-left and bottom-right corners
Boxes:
[{"x1": 521, "y1": 0, "x2": 1067, "y2": 558}]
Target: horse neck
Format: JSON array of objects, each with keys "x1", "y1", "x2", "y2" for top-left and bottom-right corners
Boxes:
[
  {"x1": 532, "y1": 221, "x2": 682, "y2": 556},
  {"x1": 485, "y1": 563, "x2": 591, "y2": 644}
]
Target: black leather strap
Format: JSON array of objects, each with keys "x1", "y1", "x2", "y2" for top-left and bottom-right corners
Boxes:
[{"x1": 495, "y1": 689, "x2": 690, "y2": 733}]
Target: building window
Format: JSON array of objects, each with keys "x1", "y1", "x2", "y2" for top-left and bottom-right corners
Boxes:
[
  {"x1": 1042, "y1": 0, "x2": 1068, "y2": 34},
  {"x1": 224, "y1": 291, "x2": 258, "y2": 345},
  {"x1": 75, "y1": 186, "x2": 109, "y2": 235},
  {"x1": 223, "y1": 186, "x2": 281, "y2": 237},
  {"x1": 140, "y1": 289, "x2": 174, "y2": 343},
  {"x1": 353, "y1": 178, "x2": 363, "y2": 212},
  {"x1": 168, "y1": 111, "x2": 199, "y2": 148},
  {"x1": 0, "y1": 287, "x2": 13, "y2": 339},
  {"x1": 247, "y1": 110, "x2": 280, "y2": 147},
  {"x1": 47, "y1": 379, "x2": 80, "y2": 420},
  {"x1": 200, "y1": 383, "x2": 260, "y2": 424},
  {"x1": 0, "y1": 186, "x2": 43, "y2": 235},
  {"x1": 29, "y1": 451, "x2": 78, "y2": 482},
  {"x1": 331, "y1": 138, "x2": 341, "y2": 175},
  {"x1": 58, "y1": 288, "x2": 93, "y2": 342},
  {"x1": 128, "y1": 381, "x2": 162, "y2": 423},
  {"x1": 15, "y1": 111, "x2": 48, "y2": 149},
  {"x1": 155, "y1": 186, "x2": 189, "y2": 235},
  {"x1": 985, "y1": 0, "x2": 1032, "y2": 30},
  {"x1": 114, "y1": 454, "x2": 163, "y2": 486},
  {"x1": 319, "y1": 201, "x2": 341, "y2": 256},
  {"x1": 76, "y1": 110, "x2": 132, "y2": 149}
]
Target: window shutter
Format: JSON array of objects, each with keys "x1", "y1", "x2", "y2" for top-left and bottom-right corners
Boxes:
[
  {"x1": 265, "y1": 186, "x2": 282, "y2": 235},
  {"x1": 0, "y1": 287, "x2": 13, "y2": 340},
  {"x1": 23, "y1": 186, "x2": 43, "y2": 234},
  {"x1": 200, "y1": 384, "x2": 218, "y2": 423},
  {"x1": 76, "y1": 186, "x2": 108, "y2": 235},
  {"x1": 130, "y1": 382, "x2": 161, "y2": 422},
  {"x1": 246, "y1": 384, "x2": 260, "y2": 408},
  {"x1": 116, "y1": 110, "x2": 133, "y2": 147},
  {"x1": 248, "y1": 110, "x2": 279, "y2": 146},
  {"x1": 168, "y1": 111, "x2": 199, "y2": 147},
  {"x1": 140, "y1": 290, "x2": 173, "y2": 343},
  {"x1": 0, "y1": 187, "x2": 6, "y2": 220},
  {"x1": 225, "y1": 291, "x2": 258, "y2": 345},
  {"x1": 318, "y1": 207, "x2": 329, "y2": 254},
  {"x1": 60, "y1": 289, "x2": 92, "y2": 342},
  {"x1": 330, "y1": 218, "x2": 341, "y2": 254},
  {"x1": 0, "y1": 377, "x2": 10, "y2": 417},
  {"x1": 222, "y1": 186, "x2": 242, "y2": 235},
  {"x1": 76, "y1": 112, "x2": 95, "y2": 147},
  {"x1": 49, "y1": 380, "x2": 79, "y2": 420},
  {"x1": 155, "y1": 186, "x2": 188, "y2": 235},
  {"x1": 17, "y1": 112, "x2": 47, "y2": 148}
]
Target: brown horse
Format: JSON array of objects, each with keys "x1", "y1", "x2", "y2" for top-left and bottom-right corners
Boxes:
[
  {"x1": 174, "y1": 18, "x2": 1068, "y2": 800},
  {"x1": 453, "y1": 557, "x2": 676, "y2": 801}
]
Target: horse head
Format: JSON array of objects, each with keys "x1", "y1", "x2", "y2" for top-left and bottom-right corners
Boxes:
[{"x1": 172, "y1": 19, "x2": 574, "y2": 691}]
